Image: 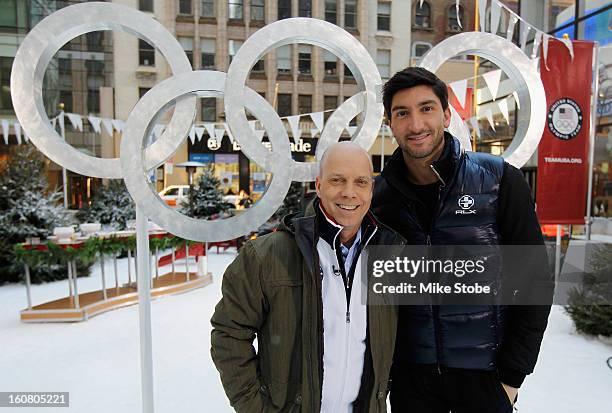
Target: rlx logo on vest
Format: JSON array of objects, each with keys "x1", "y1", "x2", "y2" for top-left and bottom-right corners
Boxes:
[{"x1": 455, "y1": 195, "x2": 476, "y2": 215}]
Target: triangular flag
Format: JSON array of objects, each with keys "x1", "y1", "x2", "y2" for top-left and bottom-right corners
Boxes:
[
  {"x1": 66, "y1": 113, "x2": 83, "y2": 131},
  {"x1": 13, "y1": 122, "x2": 22, "y2": 144},
  {"x1": 254, "y1": 130, "x2": 265, "y2": 141},
  {"x1": 419, "y1": 0, "x2": 424, "y2": 7},
  {"x1": 215, "y1": 128, "x2": 226, "y2": 141},
  {"x1": 286, "y1": 115, "x2": 301, "y2": 143},
  {"x1": 520, "y1": 24, "x2": 531, "y2": 52},
  {"x1": 482, "y1": 69, "x2": 502, "y2": 101},
  {"x1": 560, "y1": 36, "x2": 574, "y2": 61},
  {"x1": 112, "y1": 119, "x2": 125, "y2": 133},
  {"x1": 468, "y1": 117, "x2": 481, "y2": 138},
  {"x1": 203, "y1": 123, "x2": 216, "y2": 139},
  {"x1": 490, "y1": 0, "x2": 501, "y2": 35},
  {"x1": 449, "y1": 79, "x2": 468, "y2": 109},
  {"x1": 310, "y1": 112, "x2": 324, "y2": 132},
  {"x1": 542, "y1": 34, "x2": 551, "y2": 71},
  {"x1": 1, "y1": 119, "x2": 9, "y2": 144},
  {"x1": 51, "y1": 117, "x2": 57, "y2": 130},
  {"x1": 87, "y1": 115, "x2": 102, "y2": 133},
  {"x1": 248, "y1": 120, "x2": 257, "y2": 132},
  {"x1": 478, "y1": 0, "x2": 487, "y2": 32},
  {"x1": 531, "y1": 31, "x2": 543, "y2": 59},
  {"x1": 497, "y1": 99, "x2": 510, "y2": 125},
  {"x1": 456, "y1": 0, "x2": 462, "y2": 29},
  {"x1": 188, "y1": 126, "x2": 196, "y2": 143},
  {"x1": 346, "y1": 125, "x2": 358, "y2": 137},
  {"x1": 101, "y1": 118, "x2": 114, "y2": 135},
  {"x1": 195, "y1": 127, "x2": 205, "y2": 141},
  {"x1": 310, "y1": 128, "x2": 320, "y2": 138},
  {"x1": 512, "y1": 91, "x2": 521, "y2": 110},
  {"x1": 480, "y1": 108, "x2": 496, "y2": 131},
  {"x1": 506, "y1": 15, "x2": 518, "y2": 41},
  {"x1": 59, "y1": 112, "x2": 65, "y2": 138}
]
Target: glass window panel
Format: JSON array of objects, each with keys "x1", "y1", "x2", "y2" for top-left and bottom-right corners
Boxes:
[
  {"x1": 201, "y1": 0, "x2": 214, "y2": 17},
  {"x1": 228, "y1": 0, "x2": 243, "y2": 20}
]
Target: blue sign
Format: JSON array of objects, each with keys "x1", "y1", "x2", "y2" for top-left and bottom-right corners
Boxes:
[{"x1": 189, "y1": 153, "x2": 214, "y2": 163}]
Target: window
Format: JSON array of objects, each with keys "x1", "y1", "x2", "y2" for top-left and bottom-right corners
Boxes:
[
  {"x1": 201, "y1": 98, "x2": 216, "y2": 122},
  {"x1": 324, "y1": 95, "x2": 337, "y2": 122},
  {"x1": 278, "y1": 0, "x2": 291, "y2": 20},
  {"x1": 58, "y1": 58, "x2": 72, "y2": 88},
  {"x1": 324, "y1": 50, "x2": 337, "y2": 76},
  {"x1": 412, "y1": 42, "x2": 432, "y2": 58},
  {"x1": 201, "y1": 0, "x2": 214, "y2": 17},
  {"x1": 448, "y1": 5, "x2": 462, "y2": 32},
  {"x1": 60, "y1": 90, "x2": 73, "y2": 113},
  {"x1": 86, "y1": 32, "x2": 104, "y2": 51},
  {"x1": 277, "y1": 94, "x2": 292, "y2": 117},
  {"x1": 377, "y1": 2, "x2": 390, "y2": 31},
  {"x1": 252, "y1": 58, "x2": 265, "y2": 73},
  {"x1": 345, "y1": 0, "x2": 357, "y2": 30},
  {"x1": 228, "y1": 40, "x2": 243, "y2": 64},
  {"x1": 276, "y1": 45, "x2": 291, "y2": 74},
  {"x1": 298, "y1": 95, "x2": 312, "y2": 115},
  {"x1": 0, "y1": 0, "x2": 29, "y2": 33},
  {"x1": 178, "y1": 0, "x2": 192, "y2": 15},
  {"x1": 200, "y1": 38, "x2": 215, "y2": 69},
  {"x1": 0, "y1": 57, "x2": 14, "y2": 111},
  {"x1": 298, "y1": 45, "x2": 311, "y2": 75},
  {"x1": 228, "y1": 0, "x2": 243, "y2": 20},
  {"x1": 139, "y1": 88, "x2": 150, "y2": 98},
  {"x1": 414, "y1": 1, "x2": 430, "y2": 28},
  {"x1": 87, "y1": 74, "x2": 104, "y2": 113},
  {"x1": 377, "y1": 49, "x2": 390, "y2": 80},
  {"x1": 178, "y1": 37, "x2": 194, "y2": 66},
  {"x1": 85, "y1": 60, "x2": 104, "y2": 76},
  {"x1": 299, "y1": 0, "x2": 311, "y2": 18},
  {"x1": 325, "y1": 0, "x2": 337, "y2": 24},
  {"x1": 344, "y1": 64, "x2": 354, "y2": 79},
  {"x1": 139, "y1": 39, "x2": 155, "y2": 66},
  {"x1": 250, "y1": 0, "x2": 264, "y2": 22},
  {"x1": 139, "y1": 0, "x2": 153, "y2": 12}
]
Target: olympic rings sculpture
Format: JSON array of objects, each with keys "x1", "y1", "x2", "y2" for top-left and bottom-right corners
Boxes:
[{"x1": 11, "y1": 3, "x2": 545, "y2": 242}]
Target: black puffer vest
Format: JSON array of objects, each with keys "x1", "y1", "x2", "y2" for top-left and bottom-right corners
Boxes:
[{"x1": 373, "y1": 134, "x2": 506, "y2": 370}]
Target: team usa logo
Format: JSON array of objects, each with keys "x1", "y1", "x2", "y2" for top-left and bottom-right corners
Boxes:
[
  {"x1": 547, "y1": 98, "x2": 583, "y2": 141},
  {"x1": 455, "y1": 195, "x2": 476, "y2": 215}
]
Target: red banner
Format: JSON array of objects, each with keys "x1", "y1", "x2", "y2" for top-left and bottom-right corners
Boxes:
[
  {"x1": 448, "y1": 86, "x2": 473, "y2": 120},
  {"x1": 536, "y1": 40, "x2": 594, "y2": 224}
]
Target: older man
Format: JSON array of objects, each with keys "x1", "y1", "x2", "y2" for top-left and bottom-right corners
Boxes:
[{"x1": 211, "y1": 142, "x2": 404, "y2": 412}]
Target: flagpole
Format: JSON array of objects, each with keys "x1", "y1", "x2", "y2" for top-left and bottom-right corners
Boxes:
[
  {"x1": 585, "y1": 42, "x2": 599, "y2": 240},
  {"x1": 472, "y1": 0, "x2": 480, "y2": 151}
]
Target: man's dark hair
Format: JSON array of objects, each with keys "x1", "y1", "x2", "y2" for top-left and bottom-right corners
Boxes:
[{"x1": 382, "y1": 67, "x2": 449, "y2": 118}]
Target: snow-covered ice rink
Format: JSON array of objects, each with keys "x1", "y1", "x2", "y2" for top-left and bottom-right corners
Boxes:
[{"x1": 1, "y1": 248, "x2": 611, "y2": 412}]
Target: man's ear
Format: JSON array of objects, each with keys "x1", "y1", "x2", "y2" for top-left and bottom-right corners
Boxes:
[
  {"x1": 443, "y1": 106, "x2": 451, "y2": 128},
  {"x1": 315, "y1": 176, "x2": 321, "y2": 197}
]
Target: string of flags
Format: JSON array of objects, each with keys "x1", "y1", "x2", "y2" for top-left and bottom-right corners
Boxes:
[{"x1": 419, "y1": 0, "x2": 576, "y2": 68}]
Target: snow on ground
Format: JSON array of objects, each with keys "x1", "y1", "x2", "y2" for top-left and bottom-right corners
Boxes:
[{"x1": 1, "y1": 249, "x2": 611, "y2": 412}]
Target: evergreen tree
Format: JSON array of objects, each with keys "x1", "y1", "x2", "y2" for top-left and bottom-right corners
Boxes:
[
  {"x1": 0, "y1": 145, "x2": 69, "y2": 284},
  {"x1": 565, "y1": 245, "x2": 612, "y2": 337},
  {"x1": 273, "y1": 182, "x2": 304, "y2": 219},
  {"x1": 180, "y1": 167, "x2": 229, "y2": 219},
  {"x1": 77, "y1": 180, "x2": 135, "y2": 230}
]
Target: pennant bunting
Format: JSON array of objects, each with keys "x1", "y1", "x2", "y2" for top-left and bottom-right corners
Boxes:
[
  {"x1": 490, "y1": 0, "x2": 501, "y2": 35},
  {"x1": 1, "y1": 119, "x2": 8, "y2": 145},
  {"x1": 254, "y1": 130, "x2": 266, "y2": 141},
  {"x1": 310, "y1": 112, "x2": 324, "y2": 133},
  {"x1": 497, "y1": 98, "x2": 510, "y2": 125},
  {"x1": 506, "y1": 15, "x2": 518, "y2": 41},
  {"x1": 13, "y1": 122, "x2": 22, "y2": 144},
  {"x1": 87, "y1": 115, "x2": 102, "y2": 133},
  {"x1": 188, "y1": 126, "x2": 196, "y2": 144},
  {"x1": 512, "y1": 91, "x2": 521, "y2": 110},
  {"x1": 286, "y1": 115, "x2": 301, "y2": 142},
  {"x1": 111, "y1": 119, "x2": 125, "y2": 133},
  {"x1": 59, "y1": 112, "x2": 65, "y2": 138},
  {"x1": 468, "y1": 117, "x2": 481, "y2": 138},
  {"x1": 203, "y1": 123, "x2": 216, "y2": 139},
  {"x1": 478, "y1": 0, "x2": 487, "y2": 32},
  {"x1": 66, "y1": 113, "x2": 83, "y2": 131},
  {"x1": 482, "y1": 69, "x2": 502, "y2": 101},
  {"x1": 531, "y1": 31, "x2": 543, "y2": 59},
  {"x1": 195, "y1": 127, "x2": 205, "y2": 141},
  {"x1": 346, "y1": 125, "x2": 358, "y2": 137},
  {"x1": 520, "y1": 24, "x2": 531, "y2": 52},
  {"x1": 310, "y1": 128, "x2": 320, "y2": 137},
  {"x1": 449, "y1": 78, "x2": 468, "y2": 109},
  {"x1": 481, "y1": 108, "x2": 496, "y2": 131},
  {"x1": 542, "y1": 34, "x2": 551, "y2": 70},
  {"x1": 216, "y1": 127, "x2": 227, "y2": 142},
  {"x1": 101, "y1": 118, "x2": 114, "y2": 135}
]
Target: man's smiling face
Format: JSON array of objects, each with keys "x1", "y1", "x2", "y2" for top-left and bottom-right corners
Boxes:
[
  {"x1": 316, "y1": 143, "x2": 373, "y2": 241},
  {"x1": 389, "y1": 84, "x2": 451, "y2": 160}
]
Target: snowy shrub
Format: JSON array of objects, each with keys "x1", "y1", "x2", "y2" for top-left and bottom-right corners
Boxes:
[
  {"x1": 77, "y1": 180, "x2": 135, "y2": 230},
  {"x1": 179, "y1": 167, "x2": 229, "y2": 219}
]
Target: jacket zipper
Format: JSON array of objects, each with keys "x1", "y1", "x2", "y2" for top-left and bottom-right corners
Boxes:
[{"x1": 429, "y1": 165, "x2": 446, "y2": 375}]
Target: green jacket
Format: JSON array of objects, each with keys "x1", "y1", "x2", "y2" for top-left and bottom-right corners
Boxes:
[{"x1": 211, "y1": 203, "x2": 404, "y2": 412}]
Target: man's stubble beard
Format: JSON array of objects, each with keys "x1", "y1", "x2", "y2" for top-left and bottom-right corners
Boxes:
[{"x1": 400, "y1": 129, "x2": 444, "y2": 160}]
